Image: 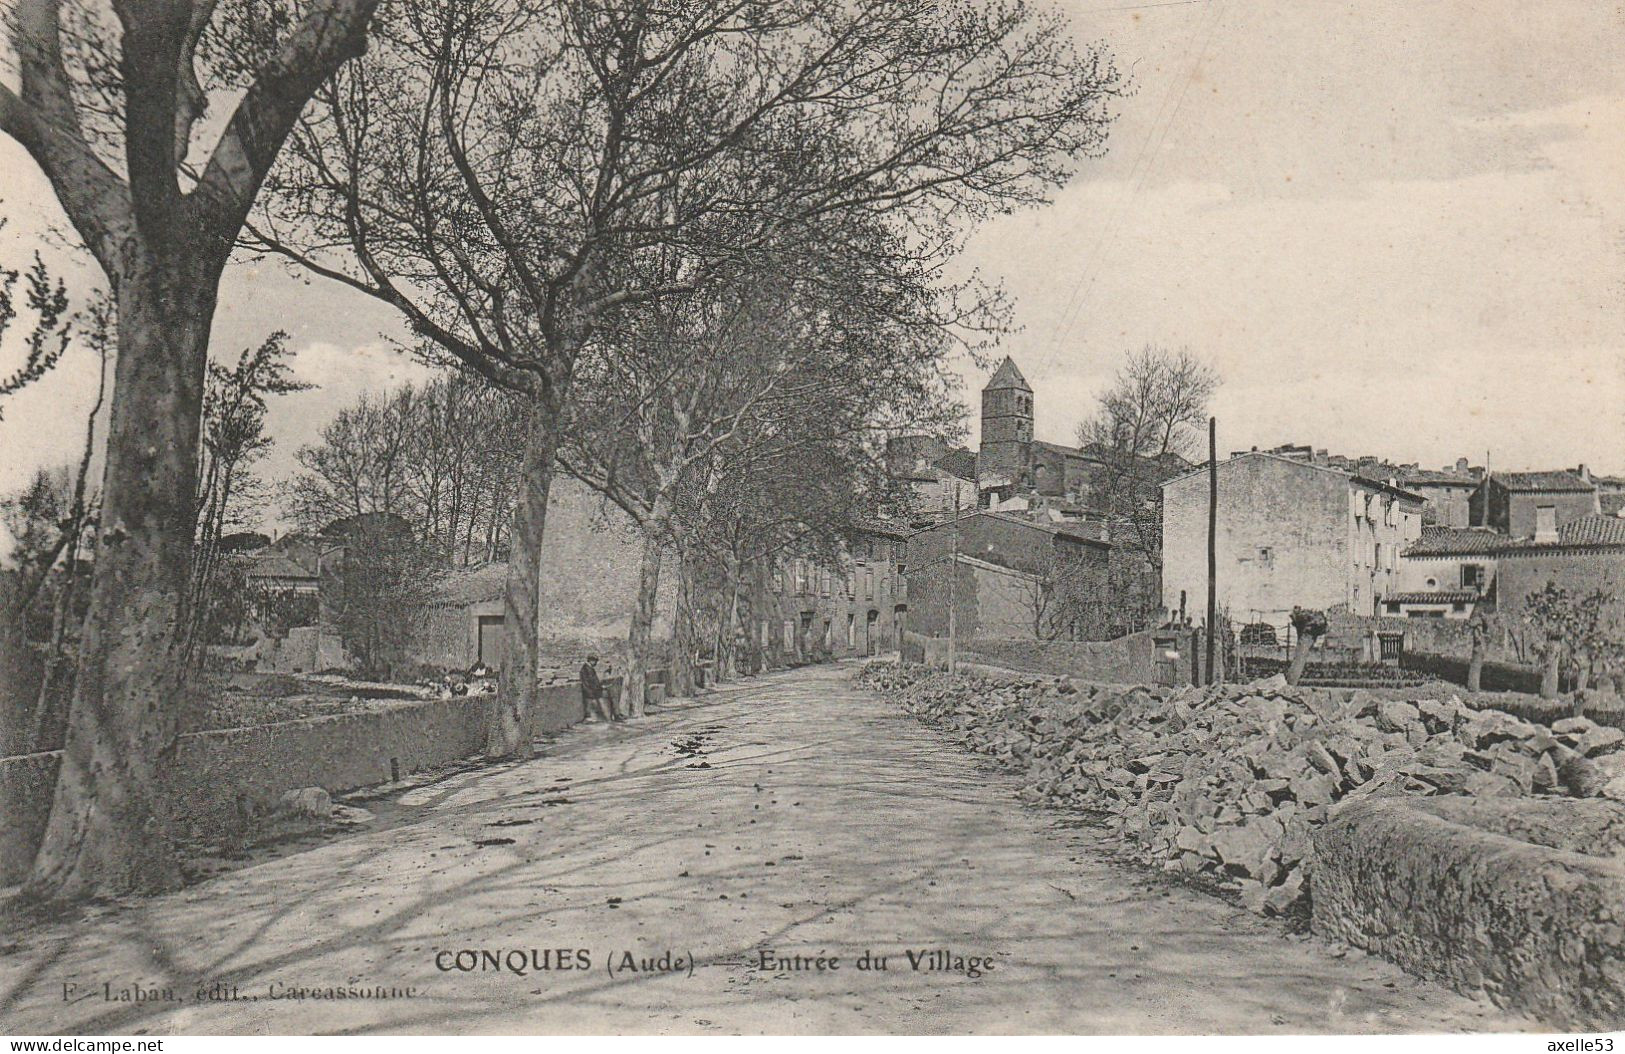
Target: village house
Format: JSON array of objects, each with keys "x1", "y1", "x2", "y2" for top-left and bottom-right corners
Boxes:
[
  {"x1": 1490, "y1": 513, "x2": 1625, "y2": 631},
  {"x1": 903, "y1": 511, "x2": 1112, "y2": 641},
  {"x1": 1471, "y1": 469, "x2": 1600, "y2": 539},
  {"x1": 885, "y1": 435, "x2": 978, "y2": 525},
  {"x1": 1161, "y1": 451, "x2": 1426, "y2": 626},
  {"x1": 1235, "y1": 444, "x2": 1484, "y2": 529},
  {"x1": 1389, "y1": 525, "x2": 1502, "y2": 619},
  {"x1": 1398, "y1": 461, "x2": 1481, "y2": 528},
  {"x1": 749, "y1": 520, "x2": 911, "y2": 665}
]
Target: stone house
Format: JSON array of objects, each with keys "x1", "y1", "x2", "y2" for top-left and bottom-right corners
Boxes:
[
  {"x1": 1491, "y1": 514, "x2": 1625, "y2": 632},
  {"x1": 1471, "y1": 470, "x2": 1599, "y2": 539},
  {"x1": 1161, "y1": 451, "x2": 1425, "y2": 626},
  {"x1": 885, "y1": 435, "x2": 978, "y2": 525},
  {"x1": 1398, "y1": 465, "x2": 1480, "y2": 528},
  {"x1": 749, "y1": 520, "x2": 911, "y2": 665},
  {"x1": 903, "y1": 511, "x2": 1112, "y2": 641},
  {"x1": 1391, "y1": 525, "x2": 1502, "y2": 619}
]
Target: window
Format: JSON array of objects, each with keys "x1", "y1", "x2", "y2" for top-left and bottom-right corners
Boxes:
[
  {"x1": 865, "y1": 569, "x2": 874, "y2": 600},
  {"x1": 782, "y1": 620, "x2": 795, "y2": 650},
  {"x1": 847, "y1": 573, "x2": 856, "y2": 596},
  {"x1": 1536, "y1": 505, "x2": 1557, "y2": 537},
  {"x1": 1425, "y1": 576, "x2": 1438, "y2": 589},
  {"x1": 847, "y1": 614, "x2": 856, "y2": 647},
  {"x1": 773, "y1": 566, "x2": 783, "y2": 593},
  {"x1": 1461, "y1": 564, "x2": 1485, "y2": 592},
  {"x1": 821, "y1": 569, "x2": 831, "y2": 596},
  {"x1": 823, "y1": 619, "x2": 832, "y2": 648}
]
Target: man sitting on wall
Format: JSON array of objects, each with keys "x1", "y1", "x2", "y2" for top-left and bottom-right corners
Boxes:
[{"x1": 580, "y1": 654, "x2": 616, "y2": 722}]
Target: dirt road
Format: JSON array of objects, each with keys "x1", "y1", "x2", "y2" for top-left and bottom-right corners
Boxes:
[{"x1": 0, "y1": 662, "x2": 1535, "y2": 1034}]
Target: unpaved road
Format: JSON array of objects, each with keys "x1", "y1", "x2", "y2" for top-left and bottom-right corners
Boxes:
[{"x1": 0, "y1": 662, "x2": 1536, "y2": 1035}]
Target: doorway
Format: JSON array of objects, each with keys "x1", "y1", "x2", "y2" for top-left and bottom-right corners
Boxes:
[{"x1": 476, "y1": 614, "x2": 505, "y2": 669}]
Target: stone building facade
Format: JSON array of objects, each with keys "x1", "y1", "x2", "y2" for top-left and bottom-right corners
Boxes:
[
  {"x1": 1491, "y1": 514, "x2": 1625, "y2": 631},
  {"x1": 1471, "y1": 470, "x2": 1600, "y2": 539},
  {"x1": 1161, "y1": 452, "x2": 1425, "y2": 625},
  {"x1": 748, "y1": 521, "x2": 910, "y2": 665},
  {"x1": 903, "y1": 512, "x2": 1111, "y2": 640}
]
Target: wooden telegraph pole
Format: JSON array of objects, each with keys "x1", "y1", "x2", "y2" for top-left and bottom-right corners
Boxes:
[
  {"x1": 1206, "y1": 416, "x2": 1218, "y2": 685},
  {"x1": 947, "y1": 514, "x2": 959, "y2": 675}
]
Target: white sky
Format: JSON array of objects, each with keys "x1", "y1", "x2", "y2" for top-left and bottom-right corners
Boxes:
[{"x1": 1, "y1": 0, "x2": 1622, "y2": 543}]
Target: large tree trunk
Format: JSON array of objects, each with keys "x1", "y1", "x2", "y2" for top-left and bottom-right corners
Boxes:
[
  {"x1": 622, "y1": 525, "x2": 664, "y2": 719},
  {"x1": 716, "y1": 571, "x2": 742, "y2": 682},
  {"x1": 670, "y1": 547, "x2": 698, "y2": 698},
  {"x1": 27, "y1": 265, "x2": 212, "y2": 902},
  {"x1": 1467, "y1": 624, "x2": 1485, "y2": 693},
  {"x1": 1285, "y1": 630, "x2": 1316, "y2": 687},
  {"x1": 487, "y1": 411, "x2": 558, "y2": 758}
]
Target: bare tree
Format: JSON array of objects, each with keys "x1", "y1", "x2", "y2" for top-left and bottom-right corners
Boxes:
[
  {"x1": 285, "y1": 375, "x2": 527, "y2": 566},
  {"x1": 1077, "y1": 345, "x2": 1217, "y2": 555},
  {"x1": 1285, "y1": 606, "x2": 1328, "y2": 687},
  {"x1": 0, "y1": 233, "x2": 72, "y2": 418},
  {"x1": 287, "y1": 388, "x2": 417, "y2": 530},
  {"x1": 1023, "y1": 549, "x2": 1105, "y2": 642},
  {"x1": 560, "y1": 233, "x2": 966, "y2": 711},
  {"x1": 185, "y1": 332, "x2": 309, "y2": 662},
  {"x1": 1075, "y1": 345, "x2": 1216, "y2": 628},
  {"x1": 249, "y1": 0, "x2": 1124, "y2": 756}
]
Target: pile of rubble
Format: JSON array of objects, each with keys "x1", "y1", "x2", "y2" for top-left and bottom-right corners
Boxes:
[{"x1": 858, "y1": 663, "x2": 1625, "y2": 916}]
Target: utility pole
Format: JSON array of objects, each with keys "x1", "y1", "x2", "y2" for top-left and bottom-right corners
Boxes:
[
  {"x1": 947, "y1": 514, "x2": 959, "y2": 675},
  {"x1": 1206, "y1": 416, "x2": 1218, "y2": 685}
]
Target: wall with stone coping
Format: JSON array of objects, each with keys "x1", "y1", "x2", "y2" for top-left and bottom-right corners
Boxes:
[
  {"x1": 1311, "y1": 797, "x2": 1625, "y2": 1030},
  {"x1": 0, "y1": 671, "x2": 661, "y2": 884}
]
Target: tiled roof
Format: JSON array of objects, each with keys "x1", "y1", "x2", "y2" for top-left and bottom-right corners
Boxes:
[
  {"x1": 431, "y1": 562, "x2": 507, "y2": 606},
  {"x1": 1404, "y1": 526, "x2": 1506, "y2": 556},
  {"x1": 1492, "y1": 514, "x2": 1625, "y2": 553},
  {"x1": 1492, "y1": 470, "x2": 1594, "y2": 493},
  {"x1": 1400, "y1": 469, "x2": 1477, "y2": 487},
  {"x1": 1386, "y1": 591, "x2": 1480, "y2": 605},
  {"x1": 851, "y1": 516, "x2": 910, "y2": 539},
  {"x1": 1032, "y1": 439, "x2": 1092, "y2": 459},
  {"x1": 1559, "y1": 515, "x2": 1625, "y2": 545},
  {"x1": 245, "y1": 554, "x2": 319, "y2": 581}
]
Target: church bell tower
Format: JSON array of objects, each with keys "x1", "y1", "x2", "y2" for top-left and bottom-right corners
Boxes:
[{"x1": 978, "y1": 356, "x2": 1033, "y2": 487}]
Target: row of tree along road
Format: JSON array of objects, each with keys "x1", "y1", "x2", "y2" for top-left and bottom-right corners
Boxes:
[{"x1": 0, "y1": 0, "x2": 1127, "y2": 903}]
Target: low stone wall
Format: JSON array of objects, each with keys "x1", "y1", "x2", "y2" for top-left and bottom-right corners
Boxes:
[
  {"x1": 902, "y1": 630, "x2": 1158, "y2": 685},
  {"x1": 0, "y1": 669, "x2": 677, "y2": 884},
  {"x1": 1312, "y1": 798, "x2": 1625, "y2": 1030}
]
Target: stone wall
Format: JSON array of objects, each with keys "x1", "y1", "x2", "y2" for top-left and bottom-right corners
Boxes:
[
  {"x1": 0, "y1": 671, "x2": 655, "y2": 884},
  {"x1": 901, "y1": 629, "x2": 1158, "y2": 685},
  {"x1": 1312, "y1": 797, "x2": 1625, "y2": 1030}
]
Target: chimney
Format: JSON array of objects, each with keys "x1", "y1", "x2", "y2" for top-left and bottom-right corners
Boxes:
[
  {"x1": 1577, "y1": 464, "x2": 1592, "y2": 483},
  {"x1": 1455, "y1": 457, "x2": 1469, "y2": 473}
]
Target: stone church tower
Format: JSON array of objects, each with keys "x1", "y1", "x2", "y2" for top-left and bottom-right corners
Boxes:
[{"x1": 978, "y1": 356, "x2": 1033, "y2": 486}]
